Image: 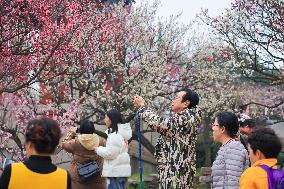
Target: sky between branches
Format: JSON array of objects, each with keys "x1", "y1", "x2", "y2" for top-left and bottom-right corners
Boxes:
[{"x1": 134, "y1": 0, "x2": 234, "y2": 24}]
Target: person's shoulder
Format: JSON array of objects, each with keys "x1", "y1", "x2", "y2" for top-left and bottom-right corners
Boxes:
[
  {"x1": 242, "y1": 166, "x2": 264, "y2": 177},
  {"x1": 107, "y1": 132, "x2": 123, "y2": 141},
  {"x1": 9, "y1": 162, "x2": 24, "y2": 169},
  {"x1": 228, "y1": 140, "x2": 245, "y2": 148},
  {"x1": 106, "y1": 133, "x2": 124, "y2": 148},
  {"x1": 225, "y1": 140, "x2": 247, "y2": 153},
  {"x1": 183, "y1": 108, "x2": 202, "y2": 123},
  {"x1": 56, "y1": 166, "x2": 69, "y2": 175}
]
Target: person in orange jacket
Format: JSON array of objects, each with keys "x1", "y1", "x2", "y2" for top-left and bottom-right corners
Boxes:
[{"x1": 240, "y1": 127, "x2": 282, "y2": 189}]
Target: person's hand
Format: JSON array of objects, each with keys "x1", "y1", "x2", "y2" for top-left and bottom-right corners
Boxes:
[
  {"x1": 69, "y1": 127, "x2": 77, "y2": 134},
  {"x1": 133, "y1": 95, "x2": 145, "y2": 108},
  {"x1": 124, "y1": 139, "x2": 129, "y2": 150}
]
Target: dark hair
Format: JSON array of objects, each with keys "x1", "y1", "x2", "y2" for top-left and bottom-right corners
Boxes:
[
  {"x1": 239, "y1": 118, "x2": 255, "y2": 128},
  {"x1": 177, "y1": 88, "x2": 199, "y2": 109},
  {"x1": 79, "y1": 120, "x2": 95, "y2": 134},
  {"x1": 106, "y1": 109, "x2": 123, "y2": 134},
  {"x1": 215, "y1": 111, "x2": 239, "y2": 138},
  {"x1": 248, "y1": 127, "x2": 282, "y2": 159},
  {"x1": 25, "y1": 117, "x2": 61, "y2": 154}
]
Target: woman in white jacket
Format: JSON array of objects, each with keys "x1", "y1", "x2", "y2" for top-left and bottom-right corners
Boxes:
[{"x1": 95, "y1": 109, "x2": 132, "y2": 189}]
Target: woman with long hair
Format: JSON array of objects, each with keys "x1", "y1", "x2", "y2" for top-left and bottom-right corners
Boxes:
[{"x1": 95, "y1": 109, "x2": 132, "y2": 189}]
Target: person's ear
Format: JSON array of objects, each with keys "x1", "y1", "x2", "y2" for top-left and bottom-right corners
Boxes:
[
  {"x1": 220, "y1": 126, "x2": 226, "y2": 134},
  {"x1": 183, "y1": 100, "x2": 190, "y2": 108},
  {"x1": 255, "y1": 149, "x2": 265, "y2": 159},
  {"x1": 25, "y1": 141, "x2": 34, "y2": 156},
  {"x1": 25, "y1": 141, "x2": 31, "y2": 149}
]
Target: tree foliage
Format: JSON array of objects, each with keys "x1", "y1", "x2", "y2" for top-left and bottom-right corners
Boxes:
[{"x1": 200, "y1": 0, "x2": 284, "y2": 85}]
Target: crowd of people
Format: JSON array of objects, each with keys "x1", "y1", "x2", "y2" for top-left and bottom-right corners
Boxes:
[{"x1": 0, "y1": 88, "x2": 283, "y2": 189}]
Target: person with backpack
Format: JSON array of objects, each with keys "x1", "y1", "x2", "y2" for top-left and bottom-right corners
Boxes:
[
  {"x1": 94, "y1": 109, "x2": 132, "y2": 189},
  {"x1": 240, "y1": 127, "x2": 283, "y2": 189},
  {"x1": 62, "y1": 120, "x2": 106, "y2": 189}
]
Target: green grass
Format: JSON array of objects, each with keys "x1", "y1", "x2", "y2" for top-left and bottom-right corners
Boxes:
[
  {"x1": 129, "y1": 171, "x2": 210, "y2": 189},
  {"x1": 196, "y1": 168, "x2": 201, "y2": 177},
  {"x1": 130, "y1": 172, "x2": 152, "y2": 181},
  {"x1": 128, "y1": 172, "x2": 151, "y2": 189}
]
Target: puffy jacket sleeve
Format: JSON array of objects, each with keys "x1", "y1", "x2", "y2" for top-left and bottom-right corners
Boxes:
[
  {"x1": 96, "y1": 134, "x2": 122, "y2": 160},
  {"x1": 62, "y1": 131, "x2": 76, "y2": 153},
  {"x1": 118, "y1": 123, "x2": 132, "y2": 140},
  {"x1": 244, "y1": 152, "x2": 250, "y2": 170},
  {"x1": 223, "y1": 145, "x2": 249, "y2": 187},
  {"x1": 99, "y1": 137, "x2": 106, "y2": 147}
]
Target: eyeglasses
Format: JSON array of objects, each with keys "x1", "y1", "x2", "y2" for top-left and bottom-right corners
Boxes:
[{"x1": 211, "y1": 123, "x2": 220, "y2": 128}]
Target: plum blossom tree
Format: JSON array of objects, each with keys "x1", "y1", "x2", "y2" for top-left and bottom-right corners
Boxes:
[
  {"x1": 0, "y1": 0, "x2": 129, "y2": 167},
  {"x1": 0, "y1": 90, "x2": 83, "y2": 167},
  {"x1": 0, "y1": 0, "x2": 126, "y2": 93},
  {"x1": 200, "y1": 0, "x2": 284, "y2": 85},
  {"x1": 237, "y1": 83, "x2": 284, "y2": 122},
  {"x1": 0, "y1": 1, "x2": 203, "y2": 161},
  {"x1": 1, "y1": 0, "x2": 282, "y2": 169}
]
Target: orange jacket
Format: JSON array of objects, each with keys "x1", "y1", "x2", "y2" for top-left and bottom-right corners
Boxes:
[{"x1": 240, "y1": 158, "x2": 277, "y2": 189}]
